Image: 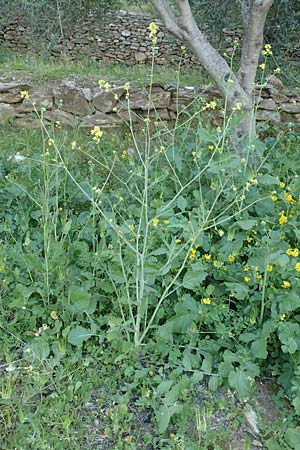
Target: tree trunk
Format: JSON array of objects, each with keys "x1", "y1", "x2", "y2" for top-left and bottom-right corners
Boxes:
[{"x1": 151, "y1": 0, "x2": 274, "y2": 142}]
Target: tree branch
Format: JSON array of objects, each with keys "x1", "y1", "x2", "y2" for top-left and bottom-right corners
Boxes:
[
  {"x1": 238, "y1": 0, "x2": 274, "y2": 94},
  {"x1": 150, "y1": 0, "x2": 184, "y2": 40}
]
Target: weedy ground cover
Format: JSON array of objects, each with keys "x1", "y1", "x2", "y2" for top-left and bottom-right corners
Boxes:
[
  {"x1": 0, "y1": 108, "x2": 300, "y2": 448},
  {"x1": 1, "y1": 36, "x2": 300, "y2": 448}
]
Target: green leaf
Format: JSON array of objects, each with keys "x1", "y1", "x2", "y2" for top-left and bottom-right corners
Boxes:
[
  {"x1": 228, "y1": 368, "x2": 251, "y2": 397},
  {"x1": 251, "y1": 338, "x2": 268, "y2": 359},
  {"x1": 68, "y1": 326, "x2": 93, "y2": 346},
  {"x1": 237, "y1": 219, "x2": 257, "y2": 230},
  {"x1": 156, "y1": 404, "x2": 170, "y2": 433},
  {"x1": 156, "y1": 380, "x2": 173, "y2": 396},
  {"x1": 182, "y1": 270, "x2": 207, "y2": 289},
  {"x1": 292, "y1": 396, "x2": 300, "y2": 414},
  {"x1": 177, "y1": 196, "x2": 187, "y2": 212},
  {"x1": 69, "y1": 287, "x2": 91, "y2": 313},
  {"x1": 62, "y1": 219, "x2": 72, "y2": 235},
  {"x1": 208, "y1": 376, "x2": 219, "y2": 391},
  {"x1": 225, "y1": 282, "x2": 248, "y2": 300},
  {"x1": 285, "y1": 428, "x2": 300, "y2": 449}
]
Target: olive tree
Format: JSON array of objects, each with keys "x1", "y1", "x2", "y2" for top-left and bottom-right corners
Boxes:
[{"x1": 151, "y1": 0, "x2": 275, "y2": 140}]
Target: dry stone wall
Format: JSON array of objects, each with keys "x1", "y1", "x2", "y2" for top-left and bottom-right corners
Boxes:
[
  {"x1": 0, "y1": 10, "x2": 239, "y2": 66},
  {"x1": 0, "y1": 73, "x2": 300, "y2": 129}
]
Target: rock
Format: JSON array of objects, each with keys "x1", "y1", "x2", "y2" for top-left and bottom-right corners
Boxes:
[
  {"x1": 267, "y1": 75, "x2": 284, "y2": 90},
  {"x1": 272, "y1": 93, "x2": 290, "y2": 104},
  {"x1": 0, "y1": 103, "x2": 16, "y2": 124},
  {"x1": 0, "y1": 81, "x2": 32, "y2": 103},
  {"x1": 79, "y1": 111, "x2": 122, "y2": 128},
  {"x1": 92, "y1": 87, "x2": 123, "y2": 113},
  {"x1": 281, "y1": 112, "x2": 300, "y2": 123},
  {"x1": 259, "y1": 98, "x2": 278, "y2": 111},
  {"x1": 44, "y1": 109, "x2": 78, "y2": 127},
  {"x1": 256, "y1": 109, "x2": 281, "y2": 124},
  {"x1": 121, "y1": 30, "x2": 131, "y2": 37},
  {"x1": 117, "y1": 86, "x2": 171, "y2": 111},
  {"x1": 134, "y1": 52, "x2": 147, "y2": 63},
  {"x1": 280, "y1": 102, "x2": 300, "y2": 114},
  {"x1": 53, "y1": 80, "x2": 94, "y2": 117}
]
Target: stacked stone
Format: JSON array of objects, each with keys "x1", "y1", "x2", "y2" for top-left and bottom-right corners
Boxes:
[
  {"x1": 0, "y1": 73, "x2": 299, "y2": 129},
  {"x1": 0, "y1": 10, "x2": 212, "y2": 66}
]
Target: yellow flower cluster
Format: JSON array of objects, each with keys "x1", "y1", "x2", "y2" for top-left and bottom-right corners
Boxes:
[
  {"x1": 91, "y1": 126, "x2": 103, "y2": 144},
  {"x1": 286, "y1": 247, "x2": 299, "y2": 257},
  {"x1": 279, "y1": 211, "x2": 288, "y2": 226},
  {"x1": 262, "y1": 43, "x2": 272, "y2": 56},
  {"x1": 98, "y1": 80, "x2": 111, "y2": 91},
  {"x1": 149, "y1": 22, "x2": 158, "y2": 44},
  {"x1": 205, "y1": 100, "x2": 217, "y2": 110},
  {"x1": 295, "y1": 262, "x2": 300, "y2": 272},
  {"x1": 202, "y1": 298, "x2": 211, "y2": 305},
  {"x1": 285, "y1": 192, "x2": 295, "y2": 204},
  {"x1": 20, "y1": 90, "x2": 29, "y2": 100},
  {"x1": 228, "y1": 255, "x2": 235, "y2": 263},
  {"x1": 281, "y1": 281, "x2": 290, "y2": 289},
  {"x1": 152, "y1": 218, "x2": 159, "y2": 227}
]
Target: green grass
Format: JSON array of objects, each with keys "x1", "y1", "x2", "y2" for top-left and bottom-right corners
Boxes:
[{"x1": 0, "y1": 47, "x2": 209, "y2": 86}]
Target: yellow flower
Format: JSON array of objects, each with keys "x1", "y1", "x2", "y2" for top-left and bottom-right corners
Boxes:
[
  {"x1": 286, "y1": 248, "x2": 299, "y2": 257},
  {"x1": 259, "y1": 63, "x2": 266, "y2": 70},
  {"x1": 262, "y1": 43, "x2": 272, "y2": 56},
  {"x1": 228, "y1": 255, "x2": 235, "y2": 263},
  {"x1": 281, "y1": 281, "x2": 290, "y2": 289},
  {"x1": 20, "y1": 90, "x2": 29, "y2": 99},
  {"x1": 243, "y1": 265, "x2": 249, "y2": 272},
  {"x1": 235, "y1": 102, "x2": 242, "y2": 111},
  {"x1": 128, "y1": 224, "x2": 135, "y2": 232},
  {"x1": 274, "y1": 67, "x2": 281, "y2": 74},
  {"x1": 246, "y1": 237, "x2": 253, "y2": 243},
  {"x1": 163, "y1": 219, "x2": 170, "y2": 225},
  {"x1": 149, "y1": 22, "x2": 158, "y2": 42},
  {"x1": 279, "y1": 211, "x2": 288, "y2": 226},
  {"x1": 285, "y1": 193, "x2": 295, "y2": 204},
  {"x1": 267, "y1": 264, "x2": 273, "y2": 272},
  {"x1": 124, "y1": 82, "x2": 130, "y2": 91},
  {"x1": 202, "y1": 298, "x2": 211, "y2": 305},
  {"x1": 204, "y1": 254, "x2": 211, "y2": 261},
  {"x1": 279, "y1": 182, "x2": 285, "y2": 189},
  {"x1": 208, "y1": 145, "x2": 215, "y2": 151},
  {"x1": 98, "y1": 80, "x2": 106, "y2": 88},
  {"x1": 175, "y1": 239, "x2": 182, "y2": 244},
  {"x1": 91, "y1": 126, "x2": 103, "y2": 144},
  {"x1": 244, "y1": 277, "x2": 251, "y2": 282},
  {"x1": 279, "y1": 313, "x2": 286, "y2": 321},
  {"x1": 257, "y1": 273, "x2": 263, "y2": 280},
  {"x1": 213, "y1": 260, "x2": 220, "y2": 268},
  {"x1": 149, "y1": 22, "x2": 158, "y2": 35},
  {"x1": 271, "y1": 195, "x2": 278, "y2": 202},
  {"x1": 190, "y1": 248, "x2": 196, "y2": 255},
  {"x1": 121, "y1": 150, "x2": 127, "y2": 159},
  {"x1": 152, "y1": 218, "x2": 159, "y2": 227},
  {"x1": 295, "y1": 262, "x2": 300, "y2": 272},
  {"x1": 71, "y1": 141, "x2": 77, "y2": 149}
]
